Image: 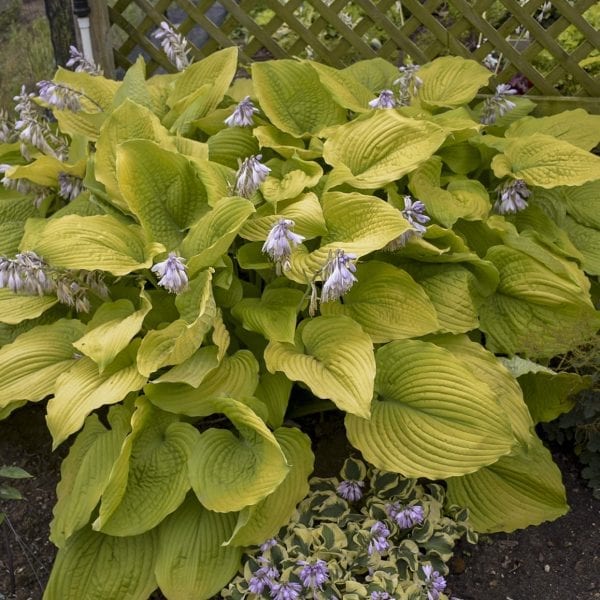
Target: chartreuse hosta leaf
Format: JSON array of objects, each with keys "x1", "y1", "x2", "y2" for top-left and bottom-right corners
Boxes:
[
  {"x1": 252, "y1": 60, "x2": 347, "y2": 137},
  {"x1": 0, "y1": 319, "x2": 84, "y2": 410},
  {"x1": 253, "y1": 125, "x2": 323, "y2": 160},
  {"x1": 232, "y1": 287, "x2": 305, "y2": 343},
  {"x1": 255, "y1": 371, "x2": 293, "y2": 429},
  {"x1": 20, "y1": 215, "x2": 164, "y2": 276},
  {"x1": 137, "y1": 270, "x2": 216, "y2": 377},
  {"x1": 264, "y1": 316, "x2": 375, "y2": 419},
  {"x1": 44, "y1": 526, "x2": 157, "y2": 600},
  {"x1": 562, "y1": 216, "x2": 600, "y2": 276},
  {"x1": 320, "y1": 262, "x2": 439, "y2": 343},
  {"x1": 479, "y1": 245, "x2": 600, "y2": 356},
  {"x1": 6, "y1": 154, "x2": 85, "y2": 188},
  {"x1": 188, "y1": 396, "x2": 288, "y2": 512},
  {"x1": 207, "y1": 126, "x2": 259, "y2": 169},
  {"x1": 505, "y1": 109, "x2": 600, "y2": 152},
  {"x1": 0, "y1": 290, "x2": 58, "y2": 324},
  {"x1": 417, "y1": 56, "x2": 491, "y2": 109},
  {"x1": 322, "y1": 111, "x2": 446, "y2": 188},
  {"x1": 491, "y1": 134, "x2": 600, "y2": 188},
  {"x1": 227, "y1": 427, "x2": 314, "y2": 546},
  {"x1": 95, "y1": 99, "x2": 177, "y2": 212},
  {"x1": 555, "y1": 180, "x2": 600, "y2": 229},
  {"x1": 155, "y1": 495, "x2": 241, "y2": 600},
  {"x1": 116, "y1": 139, "x2": 210, "y2": 249},
  {"x1": 261, "y1": 156, "x2": 323, "y2": 203},
  {"x1": 153, "y1": 346, "x2": 220, "y2": 387},
  {"x1": 146, "y1": 350, "x2": 259, "y2": 416},
  {"x1": 51, "y1": 405, "x2": 132, "y2": 547},
  {"x1": 180, "y1": 197, "x2": 255, "y2": 276},
  {"x1": 446, "y1": 434, "x2": 567, "y2": 533},
  {"x1": 73, "y1": 290, "x2": 151, "y2": 373},
  {"x1": 0, "y1": 190, "x2": 39, "y2": 255},
  {"x1": 341, "y1": 57, "x2": 399, "y2": 92},
  {"x1": 94, "y1": 398, "x2": 199, "y2": 537},
  {"x1": 47, "y1": 341, "x2": 146, "y2": 448},
  {"x1": 345, "y1": 339, "x2": 515, "y2": 479}
]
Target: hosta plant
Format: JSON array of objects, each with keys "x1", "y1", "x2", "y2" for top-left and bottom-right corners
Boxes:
[
  {"x1": 0, "y1": 39, "x2": 599, "y2": 598},
  {"x1": 221, "y1": 457, "x2": 476, "y2": 600}
]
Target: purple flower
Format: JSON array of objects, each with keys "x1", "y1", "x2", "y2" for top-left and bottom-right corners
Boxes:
[
  {"x1": 320, "y1": 249, "x2": 357, "y2": 303},
  {"x1": 480, "y1": 84, "x2": 518, "y2": 125},
  {"x1": 386, "y1": 502, "x2": 425, "y2": 529},
  {"x1": 262, "y1": 218, "x2": 305, "y2": 274},
  {"x1": 154, "y1": 21, "x2": 191, "y2": 71},
  {"x1": 422, "y1": 564, "x2": 447, "y2": 600},
  {"x1": 58, "y1": 172, "x2": 83, "y2": 201},
  {"x1": 234, "y1": 154, "x2": 271, "y2": 198},
  {"x1": 298, "y1": 559, "x2": 329, "y2": 590},
  {"x1": 66, "y1": 45, "x2": 103, "y2": 75},
  {"x1": 260, "y1": 537, "x2": 278, "y2": 553},
  {"x1": 270, "y1": 581, "x2": 302, "y2": 600},
  {"x1": 37, "y1": 80, "x2": 82, "y2": 112},
  {"x1": 494, "y1": 179, "x2": 531, "y2": 214},
  {"x1": 371, "y1": 592, "x2": 393, "y2": 600},
  {"x1": 249, "y1": 562, "x2": 279, "y2": 594},
  {"x1": 368, "y1": 521, "x2": 390, "y2": 556},
  {"x1": 368, "y1": 90, "x2": 396, "y2": 109},
  {"x1": 336, "y1": 479, "x2": 365, "y2": 502},
  {"x1": 225, "y1": 96, "x2": 259, "y2": 127},
  {"x1": 386, "y1": 195, "x2": 430, "y2": 250},
  {"x1": 151, "y1": 252, "x2": 188, "y2": 294}
]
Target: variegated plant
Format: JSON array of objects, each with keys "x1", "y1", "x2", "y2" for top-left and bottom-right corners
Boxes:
[{"x1": 0, "y1": 40, "x2": 599, "y2": 599}]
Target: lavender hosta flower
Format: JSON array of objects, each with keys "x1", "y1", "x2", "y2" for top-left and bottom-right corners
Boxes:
[
  {"x1": 234, "y1": 154, "x2": 271, "y2": 198},
  {"x1": 368, "y1": 521, "x2": 390, "y2": 556},
  {"x1": 386, "y1": 502, "x2": 425, "y2": 528},
  {"x1": 494, "y1": 179, "x2": 531, "y2": 214},
  {"x1": 224, "y1": 96, "x2": 259, "y2": 127},
  {"x1": 422, "y1": 564, "x2": 446, "y2": 600},
  {"x1": 271, "y1": 581, "x2": 303, "y2": 600},
  {"x1": 260, "y1": 537, "x2": 278, "y2": 553},
  {"x1": 37, "y1": 80, "x2": 82, "y2": 112},
  {"x1": 0, "y1": 252, "x2": 53, "y2": 296},
  {"x1": 320, "y1": 249, "x2": 357, "y2": 304},
  {"x1": 480, "y1": 84, "x2": 518, "y2": 125},
  {"x1": 298, "y1": 559, "x2": 329, "y2": 590},
  {"x1": 386, "y1": 196, "x2": 430, "y2": 251},
  {"x1": 371, "y1": 592, "x2": 393, "y2": 600},
  {"x1": 336, "y1": 479, "x2": 365, "y2": 502},
  {"x1": 154, "y1": 21, "x2": 191, "y2": 71},
  {"x1": 248, "y1": 564, "x2": 279, "y2": 595},
  {"x1": 0, "y1": 109, "x2": 15, "y2": 143},
  {"x1": 151, "y1": 252, "x2": 189, "y2": 294},
  {"x1": 66, "y1": 45, "x2": 103, "y2": 75},
  {"x1": 262, "y1": 218, "x2": 305, "y2": 275},
  {"x1": 58, "y1": 172, "x2": 84, "y2": 201},
  {"x1": 369, "y1": 90, "x2": 396, "y2": 109}
]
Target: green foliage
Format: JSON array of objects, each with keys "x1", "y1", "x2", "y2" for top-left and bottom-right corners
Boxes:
[
  {"x1": 222, "y1": 457, "x2": 476, "y2": 600},
  {"x1": 0, "y1": 49, "x2": 599, "y2": 598},
  {"x1": 0, "y1": 464, "x2": 32, "y2": 525}
]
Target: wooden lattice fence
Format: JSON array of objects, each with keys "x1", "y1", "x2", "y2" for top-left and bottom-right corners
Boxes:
[{"x1": 98, "y1": 0, "x2": 599, "y2": 102}]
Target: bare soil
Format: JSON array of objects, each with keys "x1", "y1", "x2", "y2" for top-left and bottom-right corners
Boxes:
[{"x1": 0, "y1": 405, "x2": 598, "y2": 600}]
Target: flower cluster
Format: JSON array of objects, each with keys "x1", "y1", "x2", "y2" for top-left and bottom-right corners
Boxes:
[
  {"x1": 154, "y1": 21, "x2": 191, "y2": 71},
  {"x1": 320, "y1": 249, "x2": 357, "y2": 303},
  {"x1": 368, "y1": 90, "x2": 396, "y2": 110},
  {"x1": 0, "y1": 251, "x2": 107, "y2": 312},
  {"x1": 0, "y1": 109, "x2": 16, "y2": 143},
  {"x1": 386, "y1": 502, "x2": 425, "y2": 529},
  {"x1": 262, "y1": 218, "x2": 305, "y2": 275},
  {"x1": 151, "y1": 252, "x2": 189, "y2": 294},
  {"x1": 387, "y1": 195, "x2": 431, "y2": 250},
  {"x1": 422, "y1": 564, "x2": 446, "y2": 600},
  {"x1": 368, "y1": 521, "x2": 390, "y2": 555},
  {"x1": 494, "y1": 178, "x2": 531, "y2": 214},
  {"x1": 336, "y1": 478, "x2": 364, "y2": 502},
  {"x1": 58, "y1": 172, "x2": 84, "y2": 202},
  {"x1": 224, "y1": 96, "x2": 260, "y2": 127},
  {"x1": 66, "y1": 45, "x2": 103, "y2": 75},
  {"x1": 480, "y1": 83, "x2": 518, "y2": 125},
  {"x1": 234, "y1": 154, "x2": 271, "y2": 198},
  {"x1": 37, "y1": 80, "x2": 83, "y2": 112}
]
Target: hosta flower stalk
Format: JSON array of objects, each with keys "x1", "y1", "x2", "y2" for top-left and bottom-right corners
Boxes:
[
  {"x1": 154, "y1": 21, "x2": 191, "y2": 71},
  {"x1": 151, "y1": 252, "x2": 188, "y2": 294},
  {"x1": 224, "y1": 96, "x2": 259, "y2": 127},
  {"x1": 262, "y1": 218, "x2": 305, "y2": 275},
  {"x1": 480, "y1": 83, "x2": 518, "y2": 125},
  {"x1": 494, "y1": 178, "x2": 531, "y2": 214},
  {"x1": 234, "y1": 154, "x2": 271, "y2": 198}
]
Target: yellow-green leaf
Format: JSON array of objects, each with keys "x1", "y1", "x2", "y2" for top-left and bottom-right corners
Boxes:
[{"x1": 0, "y1": 290, "x2": 58, "y2": 324}]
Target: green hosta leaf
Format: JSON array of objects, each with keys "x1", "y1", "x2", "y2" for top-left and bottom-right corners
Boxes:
[
  {"x1": 262, "y1": 157, "x2": 323, "y2": 203},
  {"x1": 5, "y1": 155, "x2": 85, "y2": 188},
  {"x1": 146, "y1": 350, "x2": 259, "y2": 416},
  {"x1": 188, "y1": 397, "x2": 288, "y2": 512},
  {"x1": 137, "y1": 270, "x2": 216, "y2": 377},
  {"x1": 418, "y1": 56, "x2": 491, "y2": 108},
  {"x1": 0, "y1": 466, "x2": 32, "y2": 479},
  {"x1": 73, "y1": 290, "x2": 151, "y2": 373},
  {"x1": 562, "y1": 215, "x2": 600, "y2": 276},
  {"x1": 232, "y1": 287, "x2": 305, "y2": 343},
  {"x1": 0, "y1": 290, "x2": 58, "y2": 324},
  {"x1": 554, "y1": 180, "x2": 600, "y2": 228},
  {"x1": 506, "y1": 110, "x2": 600, "y2": 151},
  {"x1": 43, "y1": 526, "x2": 157, "y2": 600},
  {"x1": 252, "y1": 60, "x2": 347, "y2": 137},
  {"x1": 437, "y1": 141, "x2": 482, "y2": 175},
  {"x1": 255, "y1": 371, "x2": 293, "y2": 429},
  {"x1": 153, "y1": 346, "x2": 220, "y2": 387},
  {"x1": 0, "y1": 401, "x2": 26, "y2": 420},
  {"x1": 94, "y1": 398, "x2": 199, "y2": 537},
  {"x1": 116, "y1": 139, "x2": 210, "y2": 248},
  {"x1": 0, "y1": 319, "x2": 84, "y2": 410},
  {"x1": 322, "y1": 111, "x2": 446, "y2": 188},
  {"x1": 155, "y1": 495, "x2": 241, "y2": 600},
  {"x1": 491, "y1": 134, "x2": 600, "y2": 188},
  {"x1": 253, "y1": 125, "x2": 322, "y2": 160},
  {"x1": 0, "y1": 191, "x2": 39, "y2": 255},
  {"x1": 180, "y1": 197, "x2": 255, "y2": 276},
  {"x1": 54, "y1": 67, "x2": 118, "y2": 111},
  {"x1": 479, "y1": 245, "x2": 600, "y2": 356},
  {"x1": 51, "y1": 405, "x2": 131, "y2": 547},
  {"x1": 111, "y1": 56, "x2": 154, "y2": 112},
  {"x1": 47, "y1": 341, "x2": 146, "y2": 447},
  {"x1": 20, "y1": 215, "x2": 164, "y2": 276},
  {"x1": 320, "y1": 261, "x2": 439, "y2": 342},
  {"x1": 446, "y1": 435, "x2": 567, "y2": 532},
  {"x1": 95, "y1": 99, "x2": 176, "y2": 212},
  {"x1": 207, "y1": 126, "x2": 259, "y2": 169},
  {"x1": 227, "y1": 427, "x2": 314, "y2": 546},
  {"x1": 264, "y1": 316, "x2": 375, "y2": 419},
  {"x1": 346, "y1": 339, "x2": 515, "y2": 479}
]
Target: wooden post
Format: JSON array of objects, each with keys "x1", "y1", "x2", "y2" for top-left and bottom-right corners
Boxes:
[
  {"x1": 89, "y1": 0, "x2": 115, "y2": 78},
  {"x1": 43, "y1": 0, "x2": 78, "y2": 67}
]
